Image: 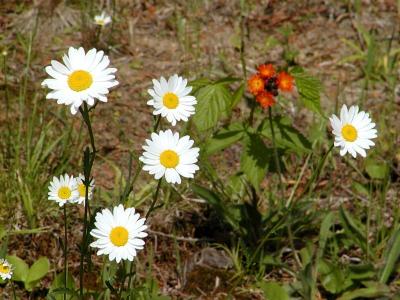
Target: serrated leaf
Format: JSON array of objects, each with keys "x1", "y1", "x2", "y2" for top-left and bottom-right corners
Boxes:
[
  {"x1": 204, "y1": 122, "x2": 244, "y2": 156},
  {"x1": 259, "y1": 115, "x2": 311, "y2": 154},
  {"x1": 6, "y1": 255, "x2": 29, "y2": 282},
  {"x1": 192, "y1": 82, "x2": 232, "y2": 131},
  {"x1": 240, "y1": 133, "x2": 271, "y2": 189},
  {"x1": 26, "y1": 257, "x2": 50, "y2": 284},
  {"x1": 259, "y1": 281, "x2": 290, "y2": 300},
  {"x1": 291, "y1": 67, "x2": 322, "y2": 115}
]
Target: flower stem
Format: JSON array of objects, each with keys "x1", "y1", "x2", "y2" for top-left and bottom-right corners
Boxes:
[
  {"x1": 78, "y1": 103, "x2": 97, "y2": 299},
  {"x1": 268, "y1": 107, "x2": 284, "y2": 200},
  {"x1": 145, "y1": 179, "x2": 162, "y2": 220},
  {"x1": 63, "y1": 205, "x2": 68, "y2": 300}
]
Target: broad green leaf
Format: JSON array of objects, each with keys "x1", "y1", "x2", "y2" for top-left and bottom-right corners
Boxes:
[
  {"x1": 337, "y1": 282, "x2": 389, "y2": 300},
  {"x1": 6, "y1": 255, "x2": 29, "y2": 282},
  {"x1": 204, "y1": 122, "x2": 244, "y2": 156},
  {"x1": 348, "y1": 264, "x2": 375, "y2": 280},
  {"x1": 339, "y1": 206, "x2": 367, "y2": 252},
  {"x1": 319, "y1": 260, "x2": 353, "y2": 294},
  {"x1": 379, "y1": 228, "x2": 400, "y2": 283},
  {"x1": 259, "y1": 281, "x2": 290, "y2": 300},
  {"x1": 240, "y1": 133, "x2": 271, "y2": 190},
  {"x1": 259, "y1": 116, "x2": 311, "y2": 154},
  {"x1": 49, "y1": 271, "x2": 76, "y2": 300},
  {"x1": 290, "y1": 67, "x2": 322, "y2": 115},
  {"x1": 192, "y1": 82, "x2": 232, "y2": 131},
  {"x1": 26, "y1": 257, "x2": 50, "y2": 284},
  {"x1": 365, "y1": 160, "x2": 388, "y2": 180}
]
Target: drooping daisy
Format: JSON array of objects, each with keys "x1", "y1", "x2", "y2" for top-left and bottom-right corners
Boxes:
[
  {"x1": 94, "y1": 12, "x2": 112, "y2": 26},
  {"x1": 0, "y1": 259, "x2": 12, "y2": 280},
  {"x1": 139, "y1": 130, "x2": 200, "y2": 184},
  {"x1": 48, "y1": 174, "x2": 79, "y2": 206},
  {"x1": 330, "y1": 104, "x2": 377, "y2": 158},
  {"x1": 42, "y1": 47, "x2": 119, "y2": 114},
  {"x1": 147, "y1": 74, "x2": 197, "y2": 126},
  {"x1": 90, "y1": 204, "x2": 148, "y2": 263},
  {"x1": 75, "y1": 174, "x2": 95, "y2": 205}
]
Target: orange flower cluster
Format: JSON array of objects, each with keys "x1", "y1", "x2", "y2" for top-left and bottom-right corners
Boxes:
[{"x1": 247, "y1": 64, "x2": 294, "y2": 108}]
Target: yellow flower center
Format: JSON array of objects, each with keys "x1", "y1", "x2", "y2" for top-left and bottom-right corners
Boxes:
[
  {"x1": 162, "y1": 92, "x2": 179, "y2": 109},
  {"x1": 96, "y1": 20, "x2": 105, "y2": 26},
  {"x1": 68, "y1": 70, "x2": 93, "y2": 92},
  {"x1": 78, "y1": 183, "x2": 86, "y2": 197},
  {"x1": 341, "y1": 124, "x2": 358, "y2": 142},
  {"x1": 109, "y1": 226, "x2": 129, "y2": 247},
  {"x1": 58, "y1": 186, "x2": 72, "y2": 200},
  {"x1": 0, "y1": 264, "x2": 9, "y2": 274},
  {"x1": 160, "y1": 150, "x2": 179, "y2": 168}
]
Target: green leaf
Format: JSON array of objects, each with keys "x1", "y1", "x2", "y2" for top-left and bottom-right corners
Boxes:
[
  {"x1": 337, "y1": 282, "x2": 389, "y2": 300},
  {"x1": 259, "y1": 116, "x2": 311, "y2": 154},
  {"x1": 231, "y1": 83, "x2": 245, "y2": 108},
  {"x1": 26, "y1": 257, "x2": 50, "y2": 284},
  {"x1": 6, "y1": 255, "x2": 29, "y2": 282},
  {"x1": 259, "y1": 281, "x2": 290, "y2": 300},
  {"x1": 339, "y1": 206, "x2": 367, "y2": 252},
  {"x1": 240, "y1": 133, "x2": 271, "y2": 190},
  {"x1": 192, "y1": 81, "x2": 232, "y2": 131},
  {"x1": 49, "y1": 271, "x2": 76, "y2": 300},
  {"x1": 365, "y1": 160, "x2": 388, "y2": 180},
  {"x1": 318, "y1": 212, "x2": 335, "y2": 259},
  {"x1": 290, "y1": 67, "x2": 322, "y2": 115},
  {"x1": 379, "y1": 228, "x2": 400, "y2": 283},
  {"x1": 191, "y1": 184, "x2": 240, "y2": 231},
  {"x1": 319, "y1": 260, "x2": 353, "y2": 294},
  {"x1": 204, "y1": 122, "x2": 244, "y2": 156}
]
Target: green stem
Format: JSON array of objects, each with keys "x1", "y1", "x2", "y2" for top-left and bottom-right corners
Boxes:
[
  {"x1": 145, "y1": 179, "x2": 162, "y2": 220},
  {"x1": 12, "y1": 280, "x2": 17, "y2": 300},
  {"x1": 63, "y1": 205, "x2": 68, "y2": 300},
  {"x1": 268, "y1": 107, "x2": 283, "y2": 200},
  {"x1": 78, "y1": 103, "x2": 96, "y2": 299}
]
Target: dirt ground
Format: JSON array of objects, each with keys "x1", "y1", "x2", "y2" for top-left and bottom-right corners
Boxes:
[{"x1": 1, "y1": 0, "x2": 400, "y2": 299}]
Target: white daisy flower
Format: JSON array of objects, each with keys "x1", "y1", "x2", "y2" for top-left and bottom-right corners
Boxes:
[
  {"x1": 330, "y1": 104, "x2": 378, "y2": 158},
  {"x1": 90, "y1": 204, "x2": 148, "y2": 263},
  {"x1": 48, "y1": 174, "x2": 79, "y2": 206},
  {"x1": 139, "y1": 129, "x2": 200, "y2": 184},
  {"x1": 0, "y1": 259, "x2": 12, "y2": 280},
  {"x1": 94, "y1": 12, "x2": 112, "y2": 26},
  {"x1": 42, "y1": 47, "x2": 119, "y2": 114},
  {"x1": 147, "y1": 74, "x2": 197, "y2": 126},
  {"x1": 76, "y1": 174, "x2": 95, "y2": 205}
]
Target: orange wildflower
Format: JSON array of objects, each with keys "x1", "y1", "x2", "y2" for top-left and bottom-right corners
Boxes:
[
  {"x1": 256, "y1": 91, "x2": 275, "y2": 108},
  {"x1": 258, "y1": 64, "x2": 275, "y2": 79},
  {"x1": 247, "y1": 74, "x2": 265, "y2": 96},
  {"x1": 277, "y1": 71, "x2": 294, "y2": 92}
]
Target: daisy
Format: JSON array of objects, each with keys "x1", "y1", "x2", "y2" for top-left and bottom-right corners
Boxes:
[
  {"x1": 139, "y1": 130, "x2": 200, "y2": 184},
  {"x1": 94, "y1": 12, "x2": 112, "y2": 26},
  {"x1": 147, "y1": 74, "x2": 197, "y2": 126},
  {"x1": 90, "y1": 204, "x2": 148, "y2": 263},
  {"x1": 330, "y1": 104, "x2": 377, "y2": 158},
  {"x1": 48, "y1": 174, "x2": 79, "y2": 206},
  {"x1": 76, "y1": 174, "x2": 95, "y2": 205},
  {"x1": 42, "y1": 47, "x2": 119, "y2": 114},
  {"x1": 0, "y1": 259, "x2": 12, "y2": 280}
]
